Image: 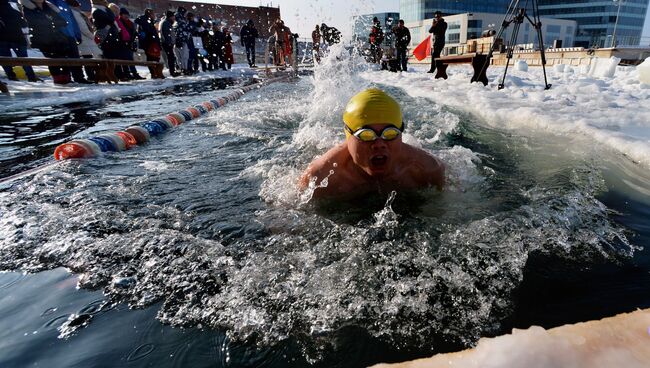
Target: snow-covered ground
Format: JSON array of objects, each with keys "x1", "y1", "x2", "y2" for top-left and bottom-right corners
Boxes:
[
  {"x1": 362, "y1": 59, "x2": 650, "y2": 168},
  {"x1": 0, "y1": 64, "x2": 258, "y2": 112}
]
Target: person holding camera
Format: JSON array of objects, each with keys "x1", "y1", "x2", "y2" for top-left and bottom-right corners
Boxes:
[{"x1": 427, "y1": 11, "x2": 447, "y2": 74}]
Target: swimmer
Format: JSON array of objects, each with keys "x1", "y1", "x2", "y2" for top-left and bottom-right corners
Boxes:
[{"x1": 299, "y1": 88, "x2": 445, "y2": 199}]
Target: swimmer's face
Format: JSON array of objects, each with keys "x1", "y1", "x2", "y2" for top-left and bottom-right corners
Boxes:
[{"x1": 347, "y1": 124, "x2": 402, "y2": 178}]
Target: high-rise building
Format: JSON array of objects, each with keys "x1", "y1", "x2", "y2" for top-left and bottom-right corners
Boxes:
[
  {"x1": 400, "y1": 0, "x2": 649, "y2": 48},
  {"x1": 400, "y1": 0, "x2": 512, "y2": 23},
  {"x1": 538, "y1": 0, "x2": 649, "y2": 47}
]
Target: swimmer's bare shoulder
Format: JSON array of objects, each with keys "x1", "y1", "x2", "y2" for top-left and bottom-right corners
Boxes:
[
  {"x1": 298, "y1": 143, "x2": 349, "y2": 191},
  {"x1": 401, "y1": 144, "x2": 446, "y2": 190}
]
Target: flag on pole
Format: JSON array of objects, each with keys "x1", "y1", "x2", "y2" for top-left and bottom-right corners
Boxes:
[{"x1": 413, "y1": 35, "x2": 432, "y2": 61}]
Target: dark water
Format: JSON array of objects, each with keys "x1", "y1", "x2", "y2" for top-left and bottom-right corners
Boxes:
[{"x1": 0, "y1": 71, "x2": 649, "y2": 368}]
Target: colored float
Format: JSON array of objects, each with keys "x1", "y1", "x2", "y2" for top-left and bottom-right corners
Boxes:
[{"x1": 53, "y1": 78, "x2": 272, "y2": 160}]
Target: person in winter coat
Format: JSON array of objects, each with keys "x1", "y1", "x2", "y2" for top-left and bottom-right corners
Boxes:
[
  {"x1": 0, "y1": 0, "x2": 40, "y2": 82},
  {"x1": 135, "y1": 8, "x2": 161, "y2": 76},
  {"x1": 48, "y1": 0, "x2": 89, "y2": 83},
  {"x1": 369, "y1": 17, "x2": 384, "y2": 64},
  {"x1": 311, "y1": 24, "x2": 321, "y2": 64},
  {"x1": 91, "y1": 0, "x2": 120, "y2": 59},
  {"x1": 66, "y1": 0, "x2": 101, "y2": 82},
  {"x1": 392, "y1": 19, "x2": 411, "y2": 72},
  {"x1": 206, "y1": 23, "x2": 226, "y2": 71},
  {"x1": 173, "y1": 6, "x2": 192, "y2": 74},
  {"x1": 158, "y1": 11, "x2": 178, "y2": 76},
  {"x1": 115, "y1": 7, "x2": 144, "y2": 80},
  {"x1": 222, "y1": 26, "x2": 233, "y2": 70},
  {"x1": 240, "y1": 19, "x2": 258, "y2": 67},
  {"x1": 20, "y1": 0, "x2": 91, "y2": 84},
  {"x1": 427, "y1": 11, "x2": 447, "y2": 74}
]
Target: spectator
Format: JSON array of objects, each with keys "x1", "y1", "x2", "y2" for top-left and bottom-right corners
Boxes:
[
  {"x1": 240, "y1": 19, "x2": 258, "y2": 67},
  {"x1": 392, "y1": 19, "x2": 411, "y2": 72},
  {"x1": 222, "y1": 27, "x2": 233, "y2": 70},
  {"x1": 207, "y1": 23, "x2": 226, "y2": 71},
  {"x1": 91, "y1": 0, "x2": 120, "y2": 61},
  {"x1": 67, "y1": 0, "x2": 102, "y2": 82},
  {"x1": 116, "y1": 7, "x2": 144, "y2": 80},
  {"x1": 49, "y1": 0, "x2": 89, "y2": 83},
  {"x1": 185, "y1": 12, "x2": 197, "y2": 74},
  {"x1": 427, "y1": 11, "x2": 447, "y2": 74},
  {"x1": 173, "y1": 6, "x2": 192, "y2": 75},
  {"x1": 321, "y1": 23, "x2": 341, "y2": 45},
  {"x1": 311, "y1": 24, "x2": 321, "y2": 64},
  {"x1": 135, "y1": 8, "x2": 162, "y2": 77},
  {"x1": 281, "y1": 20, "x2": 293, "y2": 67},
  {"x1": 20, "y1": 0, "x2": 90, "y2": 84},
  {"x1": 268, "y1": 19, "x2": 286, "y2": 66},
  {"x1": 158, "y1": 10, "x2": 178, "y2": 76},
  {"x1": 369, "y1": 16, "x2": 384, "y2": 64},
  {"x1": 0, "y1": 0, "x2": 41, "y2": 82}
]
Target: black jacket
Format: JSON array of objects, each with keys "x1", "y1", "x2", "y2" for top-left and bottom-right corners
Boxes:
[
  {"x1": 393, "y1": 26, "x2": 411, "y2": 49},
  {"x1": 0, "y1": 0, "x2": 29, "y2": 45},
  {"x1": 91, "y1": 5, "x2": 120, "y2": 51},
  {"x1": 429, "y1": 19, "x2": 447, "y2": 47},
  {"x1": 135, "y1": 14, "x2": 159, "y2": 50},
  {"x1": 206, "y1": 29, "x2": 224, "y2": 52},
  {"x1": 240, "y1": 24, "x2": 258, "y2": 46},
  {"x1": 19, "y1": 0, "x2": 69, "y2": 52}
]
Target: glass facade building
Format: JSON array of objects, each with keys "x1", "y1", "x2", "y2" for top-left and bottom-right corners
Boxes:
[
  {"x1": 538, "y1": 0, "x2": 649, "y2": 47},
  {"x1": 400, "y1": 0, "x2": 512, "y2": 23},
  {"x1": 400, "y1": 0, "x2": 649, "y2": 47}
]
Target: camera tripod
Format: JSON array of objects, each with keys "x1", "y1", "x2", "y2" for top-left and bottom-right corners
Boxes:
[{"x1": 484, "y1": 0, "x2": 551, "y2": 90}]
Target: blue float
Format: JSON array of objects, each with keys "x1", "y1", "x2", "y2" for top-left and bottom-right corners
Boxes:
[
  {"x1": 89, "y1": 137, "x2": 117, "y2": 152},
  {"x1": 179, "y1": 110, "x2": 193, "y2": 121},
  {"x1": 141, "y1": 122, "x2": 165, "y2": 136},
  {"x1": 152, "y1": 119, "x2": 174, "y2": 130},
  {"x1": 194, "y1": 105, "x2": 208, "y2": 114}
]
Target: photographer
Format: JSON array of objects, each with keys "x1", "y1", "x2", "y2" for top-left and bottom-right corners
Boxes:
[{"x1": 427, "y1": 11, "x2": 447, "y2": 74}]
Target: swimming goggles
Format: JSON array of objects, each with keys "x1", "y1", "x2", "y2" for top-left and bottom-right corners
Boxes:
[{"x1": 345, "y1": 125, "x2": 402, "y2": 142}]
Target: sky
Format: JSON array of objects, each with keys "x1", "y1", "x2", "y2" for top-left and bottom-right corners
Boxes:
[{"x1": 177, "y1": 0, "x2": 650, "y2": 43}]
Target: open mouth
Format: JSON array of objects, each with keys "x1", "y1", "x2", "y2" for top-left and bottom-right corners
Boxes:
[{"x1": 370, "y1": 155, "x2": 388, "y2": 168}]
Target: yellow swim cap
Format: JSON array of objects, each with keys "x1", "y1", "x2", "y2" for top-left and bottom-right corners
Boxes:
[{"x1": 343, "y1": 88, "x2": 402, "y2": 138}]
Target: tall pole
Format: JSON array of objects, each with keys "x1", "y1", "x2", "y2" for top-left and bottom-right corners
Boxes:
[{"x1": 611, "y1": 0, "x2": 623, "y2": 48}]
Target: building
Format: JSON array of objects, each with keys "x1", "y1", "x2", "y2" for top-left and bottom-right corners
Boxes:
[
  {"x1": 400, "y1": 0, "x2": 511, "y2": 24},
  {"x1": 405, "y1": 13, "x2": 577, "y2": 55},
  {"x1": 119, "y1": 0, "x2": 281, "y2": 38},
  {"x1": 352, "y1": 12, "x2": 400, "y2": 44},
  {"x1": 537, "y1": 0, "x2": 649, "y2": 48},
  {"x1": 400, "y1": 0, "x2": 649, "y2": 48}
]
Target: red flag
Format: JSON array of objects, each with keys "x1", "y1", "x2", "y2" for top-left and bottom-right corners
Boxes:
[{"x1": 412, "y1": 35, "x2": 432, "y2": 61}]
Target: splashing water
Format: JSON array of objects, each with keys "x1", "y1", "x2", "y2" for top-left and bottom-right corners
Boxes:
[{"x1": 0, "y1": 33, "x2": 638, "y2": 364}]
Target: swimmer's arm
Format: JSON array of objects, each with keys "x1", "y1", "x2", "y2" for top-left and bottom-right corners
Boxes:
[{"x1": 298, "y1": 143, "x2": 347, "y2": 192}]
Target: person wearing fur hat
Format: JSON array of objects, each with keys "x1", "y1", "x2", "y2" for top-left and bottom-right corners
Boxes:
[{"x1": 20, "y1": 0, "x2": 91, "y2": 84}]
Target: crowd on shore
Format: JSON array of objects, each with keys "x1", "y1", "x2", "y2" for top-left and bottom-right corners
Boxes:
[{"x1": 0, "y1": 0, "x2": 259, "y2": 85}]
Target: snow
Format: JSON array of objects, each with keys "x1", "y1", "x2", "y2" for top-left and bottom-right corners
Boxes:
[
  {"x1": 638, "y1": 57, "x2": 650, "y2": 84},
  {"x1": 0, "y1": 64, "x2": 258, "y2": 112},
  {"x1": 361, "y1": 58, "x2": 650, "y2": 168}
]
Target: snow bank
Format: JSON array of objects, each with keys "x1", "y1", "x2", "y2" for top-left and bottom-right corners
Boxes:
[
  {"x1": 371, "y1": 308, "x2": 650, "y2": 368},
  {"x1": 364, "y1": 62, "x2": 650, "y2": 168}
]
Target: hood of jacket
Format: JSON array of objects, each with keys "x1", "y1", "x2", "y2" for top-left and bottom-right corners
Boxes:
[{"x1": 19, "y1": 0, "x2": 59, "y2": 12}]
